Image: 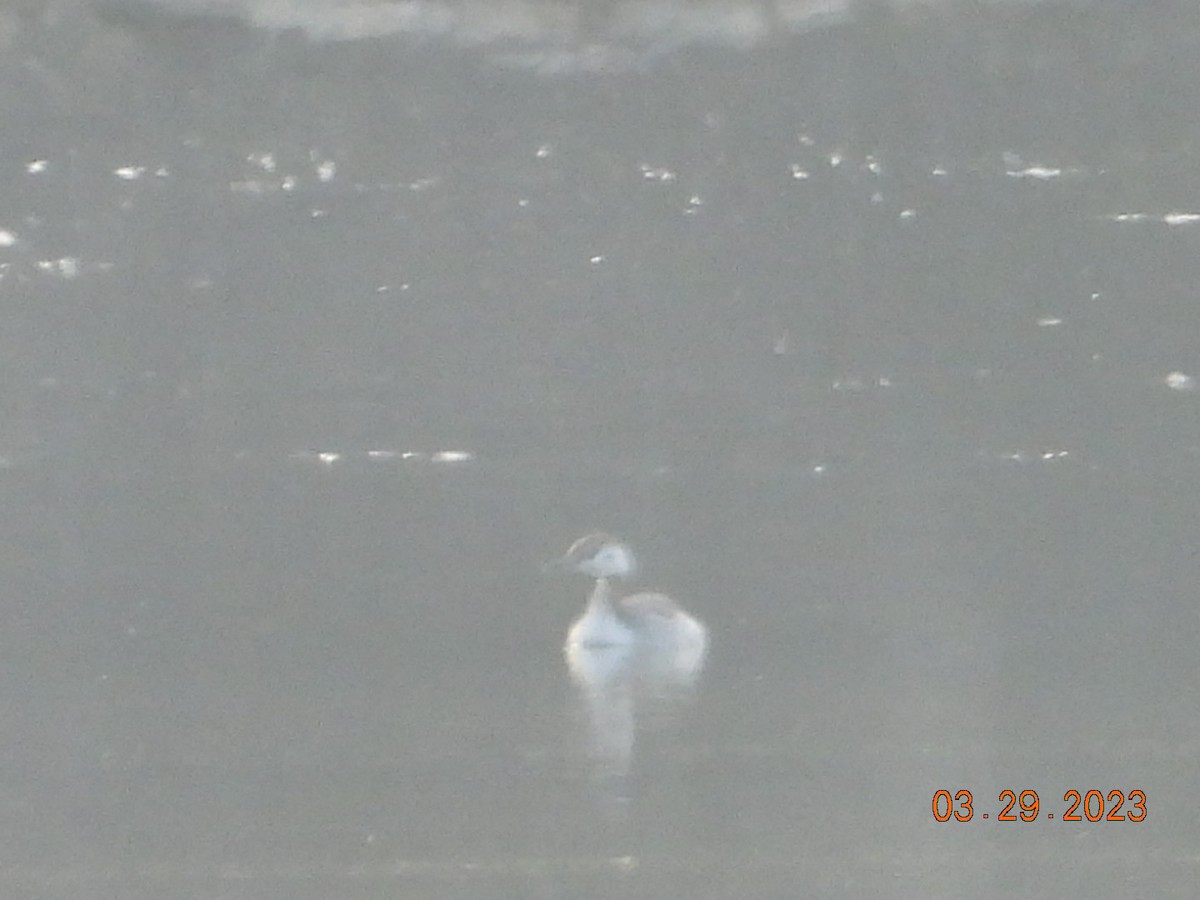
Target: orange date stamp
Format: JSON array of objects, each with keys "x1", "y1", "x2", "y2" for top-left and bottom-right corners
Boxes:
[{"x1": 933, "y1": 789, "x2": 1146, "y2": 823}]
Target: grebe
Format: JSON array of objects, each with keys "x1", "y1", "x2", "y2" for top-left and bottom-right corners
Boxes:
[
  {"x1": 550, "y1": 532, "x2": 708, "y2": 807},
  {"x1": 552, "y1": 532, "x2": 708, "y2": 681}
]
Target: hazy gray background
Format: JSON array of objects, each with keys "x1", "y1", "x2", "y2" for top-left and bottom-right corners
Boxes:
[{"x1": 1, "y1": 0, "x2": 1198, "y2": 896}]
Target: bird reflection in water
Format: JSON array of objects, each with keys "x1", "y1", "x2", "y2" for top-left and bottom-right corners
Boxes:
[{"x1": 548, "y1": 532, "x2": 708, "y2": 809}]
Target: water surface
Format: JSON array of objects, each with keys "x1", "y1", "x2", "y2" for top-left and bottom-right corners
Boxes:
[{"x1": 2, "y1": 0, "x2": 1199, "y2": 895}]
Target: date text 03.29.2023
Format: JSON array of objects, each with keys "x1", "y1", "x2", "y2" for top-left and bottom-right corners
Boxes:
[{"x1": 932, "y1": 789, "x2": 1146, "y2": 823}]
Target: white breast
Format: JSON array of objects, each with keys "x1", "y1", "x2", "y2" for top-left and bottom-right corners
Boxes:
[{"x1": 566, "y1": 599, "x2": 636, "y2": 649}]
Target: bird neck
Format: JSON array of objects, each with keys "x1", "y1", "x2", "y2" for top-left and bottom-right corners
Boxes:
[{"x1": 588, "y1": 577, "x2": 616, "y2": 610}]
